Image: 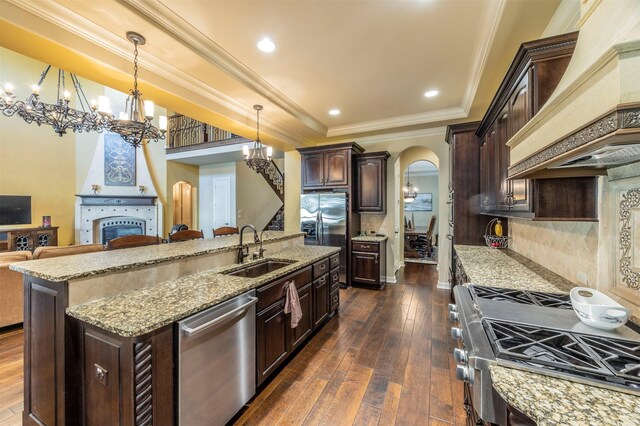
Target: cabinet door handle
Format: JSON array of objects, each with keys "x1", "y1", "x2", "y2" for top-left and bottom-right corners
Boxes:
[{"x1": 319, "y1": 264, "x2": 326, "y2": 270}]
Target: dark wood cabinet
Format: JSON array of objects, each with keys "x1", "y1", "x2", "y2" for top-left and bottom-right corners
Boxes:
[
  {"x1": 291, "y1": 282, "x2": 313, "y2": 349},
  {"x1": 301, "y1": 153, "x2": 325, "y2": 188},
  {"x1": 446, "y1": 122, "x2": 486, "y2": 248},
  {"x1": 351, "y1": 240, "x2": 386, "y2": 290},
  {"x1": 256, "y1": 299, "x2": 290, "y2": 385},
  {"x1": 255, "y1": 255, "x2": 338, "y2": 386},
  {"x1": 0, "y1": 226, "x2": 58, "y2": 252},
  {"x1": 312, "y1": 274, "x2": 330, "y2": 329},
  {"x1": 298, "y1": 143, "x2": 364, "y2": 190},
  {"x1": 355, "y1": 151, "x2": 390, "y2": 213},
  {"x1": 475, "y1": 31, "x2": 596, "y2": 221}
]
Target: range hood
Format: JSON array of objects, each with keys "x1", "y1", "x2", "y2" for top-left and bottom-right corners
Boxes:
[{"x1": 507, "y1": 1, "x2": 640, "y2": 179}]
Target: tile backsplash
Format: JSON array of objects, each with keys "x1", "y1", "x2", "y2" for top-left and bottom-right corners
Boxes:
[{"x1": 509, "y1": 220, "x2": 598, "y2": 287}]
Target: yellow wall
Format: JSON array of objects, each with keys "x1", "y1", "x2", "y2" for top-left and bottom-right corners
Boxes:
[
  {"x1": 284, "y1": 151, "x2": 302, "y2": 233},
  {"x1": 0, "y1": 47, "x2": 77, "y2": 245}
]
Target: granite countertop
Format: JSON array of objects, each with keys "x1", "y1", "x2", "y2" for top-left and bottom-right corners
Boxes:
[
  {"x1": 454, "y1": 244, "x2": 640, "y2": 425},
  {"x1": 66, "y1": 245, "x2": 339, "y2": 337},
  {"x1": 9, "y1": 231, "x2": 304, "y2": 282},
  {"x1": 491, "y1": 365, "x2": 640, "y2": 426},
  {"x1": 352, "y1": 235, "x2": 388, "y2": 242},
  {"x1": 453, "y1": 245, "x2": 572, "y2": 293}
]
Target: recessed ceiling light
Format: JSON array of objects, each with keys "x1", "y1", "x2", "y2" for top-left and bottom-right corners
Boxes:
[
  {"x1": 257, "y1": 37, "x2": 276, "y2": 53},
  {"x1": 329, "y1": 109, "x2": 341, "y2": 116},
  {"x1": 424, "y1": 90, "x2": 439, "y2": 98}
]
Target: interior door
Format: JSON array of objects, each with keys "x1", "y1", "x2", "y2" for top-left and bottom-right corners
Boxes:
[
  {"x1": 173, "y1": 181, "x2": 193, "y2": 229},
  {"x1": 213, "y1": 176, "x2": 231, "y2": 228}
]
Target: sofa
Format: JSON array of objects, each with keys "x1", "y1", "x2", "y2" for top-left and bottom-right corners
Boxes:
[
  {"x1": 33, "y1": 243, "x2": 104, "y2": 259},
  {"x1": 0, "y1": 250, "x2": 32, "y2": 328}
]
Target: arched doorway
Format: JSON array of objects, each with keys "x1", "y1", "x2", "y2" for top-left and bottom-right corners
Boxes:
[
  {"x1": 402, "y1": 160, "x2": 439, "y2": 263},
  {"x1": 172, "y1": 181, "x2": 193, "y2": 229}
]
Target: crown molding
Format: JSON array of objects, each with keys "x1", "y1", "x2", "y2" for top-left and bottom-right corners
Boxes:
[
  {"x1": 3, "y1": 0, "x2": 310, "y2": 147},
  {"x1": 326, "y1": 108, "x2": 464, "y2": 138},
  {"x1": 334, "y1": 126, "x2": 447, "y2": 146}
]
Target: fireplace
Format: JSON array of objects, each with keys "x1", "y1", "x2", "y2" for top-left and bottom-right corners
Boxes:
[
  {"x1": 98, "y1": 217, "x2": 146, "y2": 244},
  {"x1": 75, "y1": 195, "x2": 159, "y2": 244}
]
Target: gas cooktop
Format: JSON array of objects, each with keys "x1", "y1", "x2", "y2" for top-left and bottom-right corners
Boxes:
[
  {"x1": 450, "y1": 285, "x2": 640, "y2": 424},
  {"x1": 469, "y1": 285, "x2": 573, "y2": 309},
  {"x1": 485, "y1": 319, "x2": 640, "y2": 391}
]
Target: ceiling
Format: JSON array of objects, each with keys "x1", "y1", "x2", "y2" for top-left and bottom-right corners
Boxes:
[{"x1": 0, "y1": 0, "x2": 562, "y2": 149}]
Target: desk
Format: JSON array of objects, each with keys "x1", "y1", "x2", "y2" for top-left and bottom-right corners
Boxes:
[{"x1": 404, "y1": 227, "x2": 429, "y2": 258}]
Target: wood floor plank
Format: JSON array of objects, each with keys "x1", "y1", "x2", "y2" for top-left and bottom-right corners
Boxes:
[
  {"x1": 276, "y1": 378, "x2": 329, "y2": 426},
  {"x1": 378, "y1": 381, "x2": 402, "y2": 426},
  {"x1": 352, "y1": 402, "x2": 381, "y2": 426},
  {"x1": 319, "y1": 363, "x2": 373, "y2": 426},
  {"x1": 429, "y1": 366, "x2": 454, "y2": 422}
]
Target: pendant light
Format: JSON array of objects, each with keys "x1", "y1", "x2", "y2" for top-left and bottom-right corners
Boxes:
[
  {"x1": 404, "y1": 164, "x2": 418, "y2": 202},
  {"x1": 107, "y1": 31, "x2": 167, "y2": 148},
  {"x1": 243, "y1": 104, "x2": 273, "y2": 173}
]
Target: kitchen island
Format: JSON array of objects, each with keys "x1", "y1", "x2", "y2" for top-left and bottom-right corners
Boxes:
[
  {"x1": 454, "y1": 245, "x2": 640, "y2": 426},
  {"x1": 11, "y1": 233, "x2": 340, "y2": 426}
]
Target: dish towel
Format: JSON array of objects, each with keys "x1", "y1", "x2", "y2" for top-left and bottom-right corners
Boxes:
[{"x1": 284, "y1": 281, "x2": 303, "y2": 328}]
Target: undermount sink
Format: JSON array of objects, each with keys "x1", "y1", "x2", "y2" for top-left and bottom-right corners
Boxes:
[{"x1": 223, "y1": 260, "x2": 295, "y2": 278}]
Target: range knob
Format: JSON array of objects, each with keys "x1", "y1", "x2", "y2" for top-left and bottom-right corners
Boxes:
[
  {"x1": 448, "y1": 303, "x2": 458, "y2": 313},
  {"x1": 456, "y1": 365, "x2": 473, "y2": 383},
  {"x1": 451, "y1": 327, "x2": 463, "y2": 341},
  {"x1": 453, "y1": 348, "x2": 468, "y2": 364},
  {"x1": 449, "y1": 311, "x2": 459, "y2": 322}
]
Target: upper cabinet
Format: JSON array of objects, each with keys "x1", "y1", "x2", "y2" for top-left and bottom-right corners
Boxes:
[
  {"x1": 355, "y1": 151, "x2": 390, "y2": 214},
  {"x1": 298, "y1": 143, "x2": 364, "y2": 190},
  {"x1": 476, "y1": 32, "x2": 596, "y2": 221}
]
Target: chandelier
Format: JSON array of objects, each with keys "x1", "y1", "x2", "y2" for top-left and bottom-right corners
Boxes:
[
  {"x1": 107, "y1": 31, "x2": 167, "y2": 148},
  {"x1": 403, "y1": 164, "x2": 418, "y2": 202},
  {"x1": 0, "y1": 65, "x2": 109, "y2": 137},
  {"x1": 243, "y1": 104, "x2": 273, "y2": 173}
]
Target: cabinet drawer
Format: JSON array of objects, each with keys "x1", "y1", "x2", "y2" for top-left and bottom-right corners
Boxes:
[
  {"x1": 313, "y1": 258, "x2": 330, "y2": 278},
  {"x1": 329, "y1": 253, "x2": 340, "y2": 270},
  {"x1": 330, "y1": 289, "x2": 340, "y2": 312},
  {"x1": 330, "y1": 268, "x2": 340, "y2": 292},
  {"x1": 257, "y1": 266, "x2": 312, "y2": 311},
  {"x1": 352, "y1": 241, "x2": 379, "y2": 253}
]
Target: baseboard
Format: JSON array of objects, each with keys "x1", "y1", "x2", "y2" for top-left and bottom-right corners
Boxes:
[
  {"x1": 384, "y1": 276, "x2": 397, "y2": 284},
  {"x1": 437, "y1": 281, "x2": 451, "y2": 290}
]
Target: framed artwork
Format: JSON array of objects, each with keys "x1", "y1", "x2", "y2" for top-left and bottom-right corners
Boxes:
[
  {"x1": 404, "y1": 193, "x2": 433, "y2": 211},
  {"x1": 104, "y1": 133, "x2": 136, "y2": 186}
]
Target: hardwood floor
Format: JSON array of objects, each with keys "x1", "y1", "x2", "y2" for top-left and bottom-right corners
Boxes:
[
  {"x1": 0, "y1": 328, "x2": 22, "y2": 426},
  {"x1": 0, "y1": 263, "x2": 464, "y2": 426}
]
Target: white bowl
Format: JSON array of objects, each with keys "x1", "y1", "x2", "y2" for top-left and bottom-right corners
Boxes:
[{"x1": 570, "y1": 287, "x2": 630, "y2": 330}]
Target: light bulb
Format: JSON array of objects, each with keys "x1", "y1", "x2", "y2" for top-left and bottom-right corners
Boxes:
[
  {"x1": 144, "y1": 100, "x2": 154, "y2": 118},
  {"x1": 266, "y1": 146, "x2": 273, "y2": 158},
  {"x1": 90, "y1": 99, "x2": 98, "y2": 110},
  {"x1": 4, "y1": 83, "x2": 13, "y2": 93},
  {"x1": 119, "y1": 112, "x2": 127, "y2": 120},
  {"x1": 63, "y1": 90, "x2": 71, "y2": 101},
  {"x1": 31, "y1": 85, "x2": 40, "y2": 95},
  {"x1": 159, "y1": 115, "x2": 167, "y2": 131},
  {"x1": 243, "y1": 145, "x2": 250, "y2": 158}
]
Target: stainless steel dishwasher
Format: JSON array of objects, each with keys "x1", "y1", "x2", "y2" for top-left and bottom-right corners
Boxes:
[{"x1": 177, "y1": 290, "x2": 257, "y2": 425}]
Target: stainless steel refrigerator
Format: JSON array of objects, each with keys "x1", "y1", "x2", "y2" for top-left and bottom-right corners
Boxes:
[{"x1": 300, "y1": 192, "x2": 347, "y2": 284}]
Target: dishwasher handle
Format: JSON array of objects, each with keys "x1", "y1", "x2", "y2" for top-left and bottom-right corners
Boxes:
[{"x1": 182, "y1": 296, "x2": 258, "y2": 338}]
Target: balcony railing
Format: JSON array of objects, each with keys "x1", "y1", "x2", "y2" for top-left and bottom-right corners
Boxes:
[{"x1": 166, "y1": 114, "x2": 247, "y2": 150}]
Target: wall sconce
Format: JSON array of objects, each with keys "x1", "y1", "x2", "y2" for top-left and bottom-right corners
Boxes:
[
  {"x1": 91, "y1": 184, "x2": 99, "y2": 195},
  {"x1": 139, "y1": 185, "x2": 146, "y2": 194}
]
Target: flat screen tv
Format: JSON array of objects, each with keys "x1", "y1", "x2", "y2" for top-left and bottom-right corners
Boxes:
[{"x1": 0, "y1": 195, "x2": 32, "y2": 225}]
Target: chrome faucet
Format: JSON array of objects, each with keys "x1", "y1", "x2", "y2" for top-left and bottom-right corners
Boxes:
[
  {"x1": 255, "y1": 230, "x2": 268, "y2": 259},
  {"x1": 237, "y1": 224, "x2": 259, "y2": 264}
]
